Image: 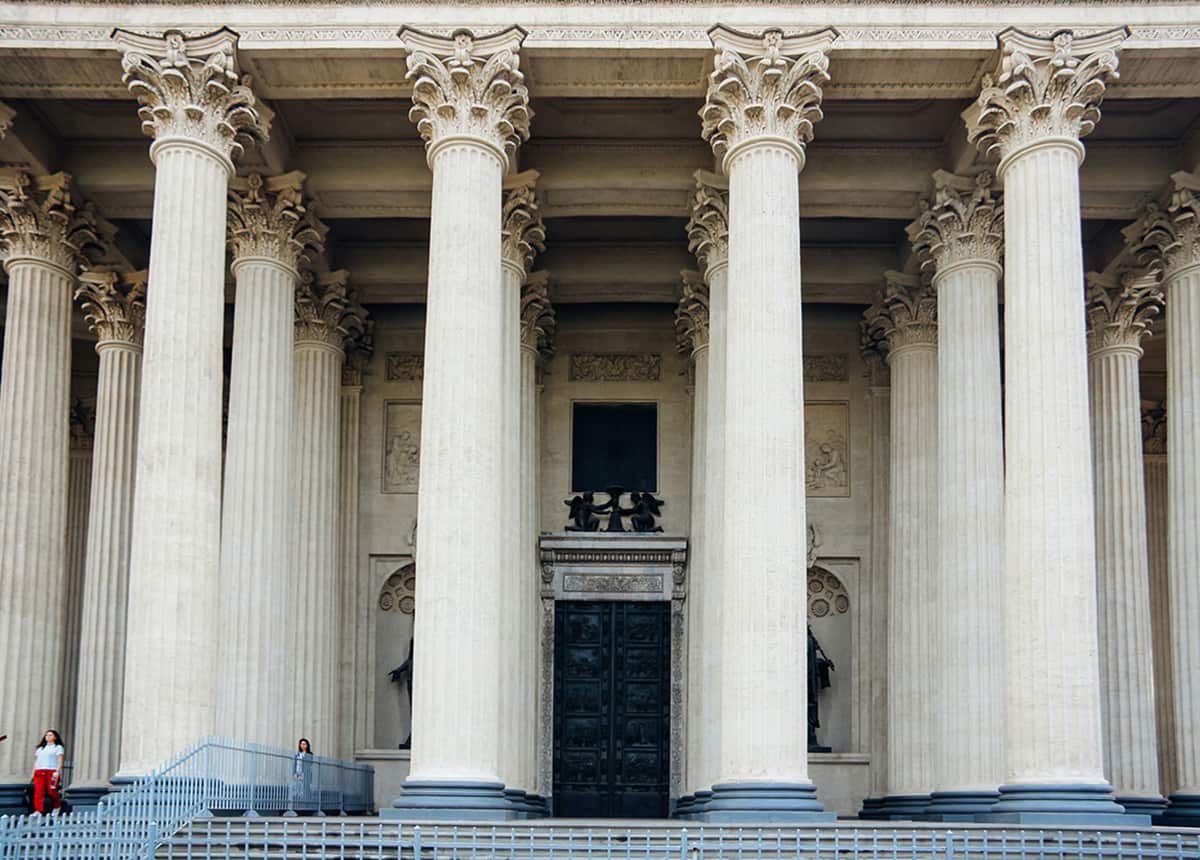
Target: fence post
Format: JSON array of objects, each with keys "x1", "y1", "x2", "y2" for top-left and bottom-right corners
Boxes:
[
  {"x1": 414, "y1": 823, "x2": 422, "y2": 860},
  {"x1": 245, "y1": 744, "x2": 260, "y2": 817},
  {"x1": 680, "y1": 827, "x2": 689, "y2": 860}
]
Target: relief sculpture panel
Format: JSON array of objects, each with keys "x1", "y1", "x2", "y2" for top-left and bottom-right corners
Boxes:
[
  {"x1": 382, "y1": 400, "x2": 422, "y2": 494},
  {"x1": 805, "y1": 400, "x2": 850, "y2": 498}
]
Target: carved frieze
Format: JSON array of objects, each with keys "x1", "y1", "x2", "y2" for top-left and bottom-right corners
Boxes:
[
  {"x1": 569, "y1": 353, "x2": 661, "y2": 382},
  {"x1": 382, "y1": 400, "x2": 421, "y2": 494},
  {"x1": 76, "y1": 269, "x2": 148, "y2": 347},
  {"x1": 561, "y1": 573, "x2": 663, "y2": 594},
  {"x1": 805, "y1": 401, "x2": 851, "y2": 497},
  {"x1": 804, "y1": 354, "x2": 849, "y2": 382},
  {"x1": 385, "y1": 352, "x2": 425, "y2": 381}
]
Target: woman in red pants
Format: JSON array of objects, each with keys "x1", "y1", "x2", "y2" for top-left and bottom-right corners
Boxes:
[{"x1": 31, "y1": 729, "x2": 64, "y2": 814}]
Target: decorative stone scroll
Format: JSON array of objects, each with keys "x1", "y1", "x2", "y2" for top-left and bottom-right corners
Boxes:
[
  {"x1": 399, "y1": 26, "x2": 531, "y2": 167},
  {"x1": 76, "y1": 270, "x2": 148, "y2": 348},
  {"x1": 909, "y1": 170, "x2": 1004, "y2": 272},
  {"x1": 378, "y1": 563, "x2": 416, "y2": 615},
  {"x1": 385, "y1": 352, "x2": 425, "y2": 381},
  {"x1": 1085, "y1": 270, "x2": 1163, "y2": 354},
  {"x1": 967, "y1": 27, "x2": 1126, "y2": 167},
  {"x1": 227, "y1": 171, "x2": 325, "y2": 271},
  {"x1": 0, "y1": 170, "x2": 101, "y2": 272},
  {"x1": 805, "y1": 401, "x2": 850, "y2": 497},
  {"x1": 701, "y1": 26, "x2": 837, "y2": 169},
  {"x1": 569, "y1": 353, "x2": 661, "y2": 382},
  {"x1": 112, "y1": 28, "x2": 268, "y2": 166},
  {"x1": 804, "y1": 354, "x2": 849, "y2": 382}
]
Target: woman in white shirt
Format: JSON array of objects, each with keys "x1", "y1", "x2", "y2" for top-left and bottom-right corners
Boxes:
[{"x1": 31, "y1": 729, "x2": 64, "y2": 814}]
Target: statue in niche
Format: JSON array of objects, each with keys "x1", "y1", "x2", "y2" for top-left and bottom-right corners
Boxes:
[
  {"x1": 807, "y1": 626, "x2": 835, "y2": 752},
  {"x1": 389, "y1": 633, "x2": 415, "y2": 749}
]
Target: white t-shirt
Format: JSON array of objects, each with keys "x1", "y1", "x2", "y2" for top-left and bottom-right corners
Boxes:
[{"x1": 34, "y1": 745, "x2": 63, "y2": 770}]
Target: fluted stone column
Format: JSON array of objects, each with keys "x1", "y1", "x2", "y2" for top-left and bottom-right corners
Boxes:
[
  {"x1": 112, "y1": 28, "x2": 267, "y2": 774},
  {"x1": 681, "y1": 171, "x2": 728, "y2": 818},
  {"x1": 217, "y1": 172, "x2": 325, "y2": 746},
  {"x1": 966, "y1": 27, "x2": 1128, "y2": 821},
  {"x1": 675, "y1": 270, "x2": 709, "y2": 813},
  {"x1": 67, "y1": 270, "x2": 145, "y2": 808},
  {"x1": 519, "y1": 272, "x2": 554, "y2": 812},
  {"x1": 907, "y1": 170, "x2": 1005, "y2": 818},
  {"x1": 390, "y1": 26, "x2": 530, "y2": 820},
  {"x1": 0, "y1": 170, "x2": 98, "y2": 810},
  {"x1": 1141, "y1": 404, "x2": 1174, "y2": 797},
  {"x1": 291, "y1": 271, "x2": 365, "y2": 751},
  {"x1": 499, "y1": 173, "x2": 545, "y2": 813},
  {"x1": 699, "y1": 26, "x2": 836, "y2": 821},
  {"x1": 1130, "y1": 172, "x2": 1200, "y2": 825},
  {"x1": 1083, "y1": 270, "x2": 1166, "y2": 815},
  {"x1": 339, "y1": 324, "x2": 372, "y2": 760},
  {"x1": 61, "y1": 401, "x2": 94, "y2": 749},
  {"x1": 863, "y1": 272, "x2": 938, "y2": 819}
]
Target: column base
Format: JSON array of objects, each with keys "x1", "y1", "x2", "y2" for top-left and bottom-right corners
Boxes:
[
  {"x1": 989, "y1": 783, "x2": 1144, "y2": 825},
  {"x1": 698, "y1": 782, "x2": 833, "y2": 823},
  {"x1": 382, "y1": 780, "x2": 519, "y2": 821},
  {"x1": 673, "y1": 793, "x2": 694, "y2": 818},
  {"x1": 924, "y1": 790, "x2": 1000, "y2": 821},
  {"x1": 857, "y1": 796, "x2": 885, "y2": 819},
  {"x1": 63, "y1": 783, "x2": 118, "y2": 812},
  {"x1": 1156, "y1": 794, "x2": 1200, "y2": 827},
  {"x1": 875, "y1": 794, "x2": 930, "y2": 819},
  {"x1": 0, "y1": 782, "x2": 31, "y2": 816},
  {"x1": 1115, "y1": 793, "x2": 1168, "y2": 817}
]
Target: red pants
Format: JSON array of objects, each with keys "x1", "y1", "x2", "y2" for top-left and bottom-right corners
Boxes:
[{"x1": 32, "y1": 769, "x2": 60, "y2": 813}]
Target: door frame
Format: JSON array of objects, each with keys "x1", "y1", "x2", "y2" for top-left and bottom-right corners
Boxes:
[{"x1": 537, "y1": 534, "x2": 689, "y2": 814}]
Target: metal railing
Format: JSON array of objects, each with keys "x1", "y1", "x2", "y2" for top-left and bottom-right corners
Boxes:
[
  {"x1": 0, "y1": 737, "x2": 374, "y2": 860},
  {"x1": 155, "y1": 820, "x2": 1200, "y2": 860}
]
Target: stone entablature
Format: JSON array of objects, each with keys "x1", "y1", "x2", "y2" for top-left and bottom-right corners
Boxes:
[{"x1": 539, "y1": 533, "x2": 688, "y2": 603}]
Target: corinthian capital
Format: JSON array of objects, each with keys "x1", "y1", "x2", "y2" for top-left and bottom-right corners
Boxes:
[
  {"x1": 701, "y1": 26, "x2": 837, "y2": 171},
  {"x1": 76, "y1": 269, "x2": 148, "y2": 348},
  {"x1": 0, "y1": 170, "x2": 102, "y2": 273},
  {"x1": 966, "y1": 27, "x2": 1126, "y2": 170},
  {"x1": 228, "y1": 171, "x2": 325, "y2": 272},
  {"x1": 1142, "y1": 401, "x2": 1166, "y2": 455},
  {"x1": 675, "y1": 270, "x2": 710, "y2": 356},
  {"x1": 1127, "y1": 171, "x2": 1200, "y2": 281},
  {"x1": 864, "y1": 271, "x2": 937, "y2": 355},
  {"x1": 687, "y1": 170, "x2": 729, "y2": 278},
  {"x1": 399, "y1": 26, "x2": 531, "y2": 169},
  {"x1": 521, "y1": 270, "x2": 556, "y2": 360},
  {"x1": 70, "y1": 399, "x2": 95, "y2": 451},
  {"x1": 113, "y1": 28, "x2": 268, "y2": 168},
  {"x1": 909, "y1": 170, "x2": 1004, "y2": 275},
  {"x1": 343, "y1": 318, "x2": 375, "y2": 386},
  {"x1": 502, "y1": 170, "x2": 545, "y2": 277},
  {"x1": 295, "y1": 269, "x2": 367, "y2": 350},
  {"x1": 1084, "y1": 270, "x2": 1163, "y2": 355}
]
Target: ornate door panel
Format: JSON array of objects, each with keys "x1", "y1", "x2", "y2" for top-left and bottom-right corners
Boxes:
[{"x1": 553, "y1": 601, "x2": 670, "y2": 818}]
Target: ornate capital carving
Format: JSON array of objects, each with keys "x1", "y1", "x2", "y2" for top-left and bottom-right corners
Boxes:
[
  {"x1": 399, "y1": 26, "x2": 531, "y2": 169},
  {"x1": 502, "y1": 170, "x2": 545, "y2": 277},
  {"x1": 113, "y1": 28, "x2": 268, "y2": 168},
  {"x1": 70, "y1": 398, "x2": 95, "y2": 452},
  {"x1": 294, "y1": 269, "x2": 366, "y2": 350},
  {"x1": 0, "y1": 170, "x2": 101, "y2": 274},
  {"x1": 966, "y1": 27, "x2": 1126, "y2": 170},
  {"x1": 909, "y1": 170, "x2": 1004, "y2": 274},
  {"x1": 343, "y1": 317, "x2": 374, "y2": 387},
  {"x1": 864, "y1": 271, "x2": 937, "y2": 355},
  {"x1": 1127, "y1": 171, "x2": 1200, "y2": 282},
  {"x1": 77, "y1": 269, "x2": 148, "y2": 348},
  {"x1": 521, "y1": 270, "x2": 556, "y2": 361},
  {"x1": 859, "y1": 311, "x2": 891, "y2": 385},
  {"x1": 228, "y1": 171, "x2": 325, "y2": 271},
  {"x1": 674, "y1": 270, "x2": 709, "y2": 356},
  {"x1": 687, "y1": 170, "x2": 729, "y2": 278},
  {"x1": 701, "y1": 26, "x2": 837, "y2": 171},
  {"x1": 1142, "y1": 401, "x2": 1166, "y2": 455},
  {"x1": 1084, "y1": 270, "x2": 1162, "y2": 355},
  {"x1": 0, "y1": 102, "x2": 15, "y2": 139}
]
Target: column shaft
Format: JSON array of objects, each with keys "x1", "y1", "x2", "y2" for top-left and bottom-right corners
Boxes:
[
  {"x1": 684, "y1": 343, "x2": 709, "y2": 797},
  {"x1": 862, "y1": 378, "x2": 891, "y2": 815},
  {"x1": 119, "y1": 143, "x2": 229, "y2": 773},
  {"x1": 998, "y1": 143, "x2": 1111, "y2": 806},
  {"x1": 1089, "y1": 346, "x2": 1163, "y2": 809},
  {"x1": 933, "y1": 262, "x2": 1004, "y2": 812},
  {"x1": 71, "y1": 343, "x2": 141, "y2": 790},
  {"x1": 519, "y1": 343, "x2": 540, "y2": 799},
  {"x1": 217, "y1": 257, "x2": 296, "y2": 744},
  {"x1": 339, "y1": 381, "x2": 364, "y2": 760},
  {"x1": 291, "y1": 340, "x2": 343, "y2": 749},
  {"x1": 1144, "y1": 453, "x2": 1175, "y2": 796},
  {"x1": 0, "y1": 260, "x2": 73, "y2": 788},
  {"x1": 61, "y1": 441, "x2": 93, "y2": 748}
]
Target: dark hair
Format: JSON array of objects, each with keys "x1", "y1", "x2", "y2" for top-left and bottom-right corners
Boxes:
[
  {"x1": 36, "y1": 730, "x2": 63, "y2": 750},
  {"x1": 297, "y1": 738, "x2": 312, "y2": 754}
]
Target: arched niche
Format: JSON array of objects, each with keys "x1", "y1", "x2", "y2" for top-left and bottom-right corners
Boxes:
[
  {"x1": 808, "y1": 564, "x2": 851, "y2": 753},
  {"x1": 374, "y1": 563, "x2": 415, "y2": 749}
]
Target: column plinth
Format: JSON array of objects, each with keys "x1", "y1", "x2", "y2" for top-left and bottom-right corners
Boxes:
[
  {"x1": 967, "y1": 26, "x2": 1131, "y2": 823},
  {"x1": 389, "y1": 25, "x2": 531, "y2": 821},
  {"x1": 112, "y1": 28, "x2": 267, "y2": 775},
  {"x1": 0, "y1": 170, "x2": 99, "y2": 810},
  {"x1": 67, "y1": 270, "x2": 145, "y2": 807},
  {"x1": 698, "y1": 26, "x2": 836, "y2": 823}
]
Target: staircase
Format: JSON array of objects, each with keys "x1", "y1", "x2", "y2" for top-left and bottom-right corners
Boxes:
[{"x1": 156, "y1": 817, "x2": 1200, "y2": 860}]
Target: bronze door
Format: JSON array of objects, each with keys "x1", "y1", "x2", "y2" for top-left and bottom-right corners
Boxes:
[{"x1": 552, "y1": 601, "x2": 671, "y2": 818}]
